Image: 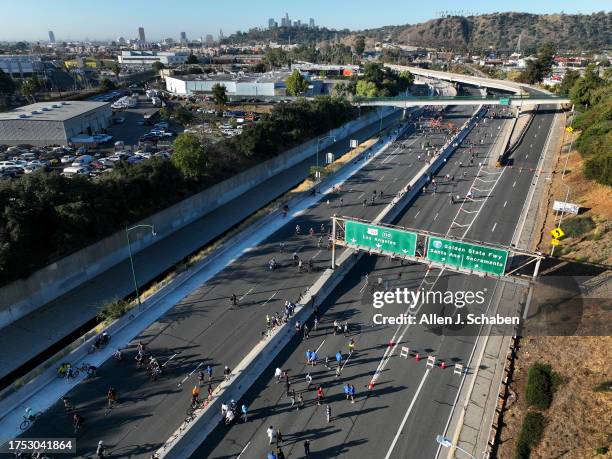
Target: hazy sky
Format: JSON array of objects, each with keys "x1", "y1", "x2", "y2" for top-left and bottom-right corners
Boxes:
[{"x1": 0, "y1": 0, "x2": 608, "y2": 42}]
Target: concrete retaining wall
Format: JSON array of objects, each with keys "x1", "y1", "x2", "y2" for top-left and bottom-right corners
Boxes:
[{"x1": 0, "y1": 108, "x2": 393, "y2": 328}]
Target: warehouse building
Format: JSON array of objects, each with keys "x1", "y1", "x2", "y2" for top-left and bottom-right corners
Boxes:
[
  {"x1": 0, "y1": 101, "x2": 112, "y2": 146},
  {"x1": 118, "y1": 50, "x2": 189, "y2": 66},
  {"x1": 165, "y1": 71, "x2": 323, "y2": 97}
]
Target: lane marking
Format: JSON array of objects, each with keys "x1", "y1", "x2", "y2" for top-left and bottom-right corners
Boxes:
[
  {"x1": 491, "y1": 222, "x2": 497, "y2": 232},
  {"x1": 263, "y1": 291, "x2": 277, "y2": 305},
  {"x1": 503, "y1": 200, "x2": 507, "y2": 207},
  {"x1": 239, "y1": 287, "x2": 254, "y2": 302},
  {"x1": 315, "y1": 339, "x2": 326, "y2": 354},
  {"x1": 378, "y1": 175, "x2": 385, "y2": 181},
  {"x1": 162, "y1": 353, "x2": 178, "y2": 368},
  {"x1": 433, "y1": 212, "x2": 438, "y2": 221},
  {"x1": 414, "y1": 210, "x2": 420, "y2": 218},
  {"x1": 384, "y1": 369, "x2": 430, "y2": 459},
  {"x1": 237, "y1": 441, "x2": 251, "y2": 459},
  {"x1": 512, "y1": 181, "x2": 516, "y2": 188}
]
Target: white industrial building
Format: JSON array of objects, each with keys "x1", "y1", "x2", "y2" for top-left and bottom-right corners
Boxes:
[
  {"x1": 118, "y1": 51, "x2": 189, "y2": 66},
  {"x1": 165, "y1": 73, "x2": 290, "y2": 97},
  {"x1": 0, "y1": 101, "x2": 112, "y2": 146},
  {"x1": 0, "y1": 55, "x2": 44, "y2": 78}
]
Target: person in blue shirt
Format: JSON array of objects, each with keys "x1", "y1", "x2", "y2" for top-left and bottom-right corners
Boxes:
[{"x1": 335, "y1": 351, "x2": 343, "y2": 366}]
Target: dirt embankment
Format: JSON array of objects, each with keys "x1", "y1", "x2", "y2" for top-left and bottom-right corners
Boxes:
[{"x1": 497, "y1": 126, "x2": 612, "y2": 459}]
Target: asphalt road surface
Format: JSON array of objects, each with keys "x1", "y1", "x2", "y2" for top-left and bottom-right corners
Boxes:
[
  {"x1": 19, "y1": 97, "x2": 484, "y2": 457},
  {"x1": 193, "y1": 106, "x2": 556, "y2": 459}
]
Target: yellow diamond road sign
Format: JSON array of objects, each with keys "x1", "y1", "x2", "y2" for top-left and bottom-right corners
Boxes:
[
  {"x1": 565, "y1": 126, "x2": 574, "y2": 133},
  {"x1": 551, "y1": 227, "x2": 565, "y2": 239},
  {"x1": 551, "y1": 238, "x2": 560, "y2": 246}
]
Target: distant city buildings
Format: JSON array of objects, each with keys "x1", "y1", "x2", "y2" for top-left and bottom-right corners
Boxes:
[
  {"x1": 270, "y1": 13, "x2": 316, "y2": 29},
  {"x1": 205, "y1": 34, "x2": 214, "y2": 45},
  {"x1": 180, "y1": 31, "x2": 187, "y2": 44},
  {"x1": 138, "y1": 27, "x2": 146, "y2": 44},
  {"x1": 48, "y1": 30, "x2": 56, "y2": 43},
  {"x1": 117, "y1": 36, "x2": 126, "y2": 45}
]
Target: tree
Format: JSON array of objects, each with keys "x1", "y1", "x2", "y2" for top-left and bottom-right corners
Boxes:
[
  {"x1": 171, "y1": 133, "x2": 208, "y2": 178},
  {"x1": 0, "y1": 69, "x2": 16, "y2": 106},
  {"x1": 263, "y1": 47, "x2": 289, "y2": 70},
  {"x1": 99, "y1": 78, "x2": 116, "y2": 92},
  {"x1": 152, "y1": 61, "x2": 166, "y2": 73},
  {"x1": 285, "y1": 70, "x2": 309, "y2": 96},
  {"x1": 174, "y1": 106, "x2": 194, "y2": 125},
  {"x1": 355, "y1": 80, "x2": 378, "y2": 98},
  {"x1": 363, "y1": 62, "x2": 384, "y2": 85},
  {"x1": 557, "y1": 69, "x2": 580, "y2": 95},
  {"x1": 212, "y1": 83, "x2": 228, "y2": 106},
  {"x1": 354, "y1": 35, "x2": 366, "y2": 57},
  {"x1": 20, "y1": 77, "x2": 40, "y2": 102},
  {"x1": 186, "y1": 52, "x2": 199, "y2": 65},
  {"x1": 519, "y1": 42, "x2": 555, "y2": 84},
  {"x1": 570, "y1": 65, "x2": 604, "y2": 109},
  {"x1": 108, "y1": 62, "x2": 121, "y2": 80}
]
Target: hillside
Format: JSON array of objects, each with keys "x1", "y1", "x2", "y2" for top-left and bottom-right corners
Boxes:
[
  {"x1": 224, "y1": 12, "x2": 611, "y2": 52},
  {"x1": 377, "y1": 12, "x2": 612, "y2": 52}
]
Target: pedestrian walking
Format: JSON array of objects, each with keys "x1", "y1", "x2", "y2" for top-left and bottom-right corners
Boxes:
[
  {"x1": 348, "y1": 338, "x2": 355, "y2": 354},
  {"x1": 316, "y1": 386, "x2": 324, "y2": 405},
  {"x1": 304, "y1": 440, "x2": 311, "y2": 458},
  {"x1": 267, "y1": 426, "x2": 276, "y2": 445},
  {"x1": 276, "y1": 429, "x2": 283, "y2": 445},
  {"x1": 306, "y1": 373, "x2": 313, "y2": 389},
  {"x1": 276, "y1": 447, "x2": 285, "y2": 459},
  {"x1": 241, "y1": 404, "x2": 248, "y2": 422},
  {"x1": 275, "y1": 367, "x2": 282, "y2": 383},
  {"x1": 223, "y1": 365, "x2": 231, "y2": 381},
  {"x1": 344, "y1": 383, "x2": 350, "y2": 400},
  {"x1": 336, "y1": 350, "x2": 343, "y2": 367},
  {"x1": 206, "y1": 365, "x2": 213, "y2": 382},
  {"x1": 290, "y1": 389, "x2": 296, "y2": 407},
  {"x1": 350, "y1": 384, "x2": 356, "y2": 403},
  {"x1": 297, "y1": 393, "x2": 304, "y2": 410}
]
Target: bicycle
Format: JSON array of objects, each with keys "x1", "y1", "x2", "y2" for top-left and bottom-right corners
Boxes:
[{"x1": 20, "y1": 412, "x2": 42, "y2": 430}]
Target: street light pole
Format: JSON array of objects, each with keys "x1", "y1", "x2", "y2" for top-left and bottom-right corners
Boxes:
[
  {"x1": 436, "y1": 435, "x2": 477, "y2": 459},
  {"x1": 316, "y1": 134, "x2": 336, "y2": 182},
  {"x1": 126, "y1": 224, "x2": 156, "y2": 310}
]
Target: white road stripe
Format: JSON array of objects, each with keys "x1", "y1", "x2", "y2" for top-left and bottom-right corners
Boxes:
[
  {"x1": 237, "y1": 441, "x2": 251, "y2": 459},
  {"x1": 503, "y1": 200, "x2": 507, "y2": 207},
  {"x1": 512, "y1": 181, "x2": 516, "y2": 188},
  {"x1": 263, "y1": 291, "x2": 277, "y2": 305},
  {"x1": 239, "y1": 287, "x2": 254, "y2": 302},
  {"x1": 491, "y1": 222, "x2": 497, "y2": 232},
  {"x1": 414, "y1": 210, "x2": 420, "y2": 218},
  {"x1": 384, "y1": 369, "x2": 430, "y2": 459},
  {"x1": 433, "y1": 212, "x2": 438, "y2": 221}
]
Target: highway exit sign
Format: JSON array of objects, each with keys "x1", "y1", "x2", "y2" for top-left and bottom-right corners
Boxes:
[
  {"x1": 426, "y1": 237, "x2": 508, "y2": 276},
  {"x1": 345, "y1": 221, "x2": 417, "y2": 257},
  {"x1": 499, "y1": 97, "x2": 510, "y2": 106}
]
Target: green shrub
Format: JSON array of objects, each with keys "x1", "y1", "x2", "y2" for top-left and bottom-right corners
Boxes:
[
  {"x1": 525, "y1": 363, "x2": 554, "y2": 409},
  {"x1": 97, "y1": 299, "x2": 131, "y2": 322},
  {"x1": 583, "y1": 149, "x2": 612, "y2": 186},
  {"x1": 595, "y1": 446, "x2": 609, "y2": 455},
  {"x1": 514, "y1": 412, "x2": 546, "y2": 459},
  {"x1": 561, "y1": 216, "x2": 596, "y2": 238},
  {"x1": 594, "y1": 380, "x2": 612, "y2": 392}
]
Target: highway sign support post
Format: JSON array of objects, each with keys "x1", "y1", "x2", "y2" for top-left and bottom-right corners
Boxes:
[{"x1": 331, "y1": 215, "x2": 337, "y2": 269}]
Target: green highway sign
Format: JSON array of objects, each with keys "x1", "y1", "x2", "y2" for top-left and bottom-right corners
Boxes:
[
  {"x1": 426, "y1": 237, "x2": 508, "y2": 276},
  {"x1": 345, "y1": 221, "x2": 417, "y2": 257},
  {"x1": 499, "y1": 97, "x2": 510, "y2": 106}
]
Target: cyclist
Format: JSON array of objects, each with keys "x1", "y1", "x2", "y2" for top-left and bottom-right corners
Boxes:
[
  {"x1": 107, "y1": 387, "x2": 118, "y2": 409},
  {"x1": 61, "y1": 396, "x2": 74, "y2": 412},
  {"x1": 24, "y1": 407, "x2": 34, "y2": 422},
  {"x1": 113, "y1": 349, "x2": 123, "y2": 362},
  {"x1": 295, "y1": 224, "x2": 301, "y2": 235},
  {"x1": 191, "y1": 385, "x2": 200, "y2": 406},
  {"x1": 72, "y1": 412, "x2": 84, "y2": 433},
  {"x1": 308, "y1": 227, "x2": 315, "y2": 236},
  {"x1": 96, "y1": 440, "x2": 105, "y2": 459}
]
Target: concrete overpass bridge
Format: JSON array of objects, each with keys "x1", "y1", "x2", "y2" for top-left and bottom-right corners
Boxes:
[{"x1": 354, "y1": 94, "x2": 570, "y2": 107}]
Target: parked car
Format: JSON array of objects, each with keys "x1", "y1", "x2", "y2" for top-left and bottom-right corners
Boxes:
[
  {"x1": 61, "y1": 155, "x2": 76, "y2": 164},
  {"x1": 62, "y1": 165, "x2": 90, "y2": 177}
]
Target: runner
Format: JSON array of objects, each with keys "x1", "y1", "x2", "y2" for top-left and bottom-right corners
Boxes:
[
  {"x1": 191, "y1": 385, "x2": 200, "y2": 405},
  {"x1": 316, "y1": 386, "x2": 324, "y2": 405},
  {"x1": 326, "y1": 404, "x2": 332, "y2": 423}
]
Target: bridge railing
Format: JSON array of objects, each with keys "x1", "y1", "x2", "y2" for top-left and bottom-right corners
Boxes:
[{"x1": 352, "y1": 94, "x2": 569, "y2": 103}]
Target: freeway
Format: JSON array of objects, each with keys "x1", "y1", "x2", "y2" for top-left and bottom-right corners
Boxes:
[
  {"x1": 194, "y1": 105, "x2": 555, "y2": 458},
  {"x1": 15, "y1": 95, "x2": 483, "y2": 457}
]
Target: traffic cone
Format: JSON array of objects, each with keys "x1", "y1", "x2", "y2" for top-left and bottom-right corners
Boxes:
[
  {"x1": 440, "y1": 360, "x2": 446, "y2": 369},
  {"x1": 415, "y1": 352, "x2": 421, "y2": 362}
]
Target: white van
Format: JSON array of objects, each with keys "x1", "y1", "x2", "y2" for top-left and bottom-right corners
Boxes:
[{"x1": 62, "y1": 166, "x2": 90, "y2": 177}]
